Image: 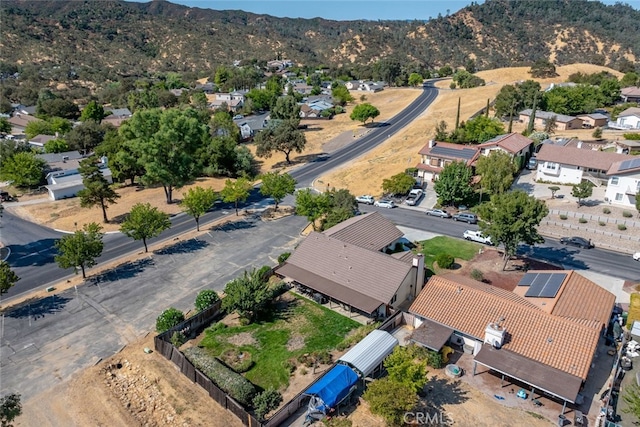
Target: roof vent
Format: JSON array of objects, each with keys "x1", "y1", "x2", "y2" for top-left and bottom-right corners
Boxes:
[{"x1": 547, "y1": 337, "x2": 553, "y2": 344}]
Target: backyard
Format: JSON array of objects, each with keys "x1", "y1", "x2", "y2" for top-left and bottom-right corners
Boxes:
[
  {"x1": 418, "y1": 235, "x2": 481, "y2": 274},
  {"x1": 195, "y1": 292, "x2": 360, "y2": 391}
]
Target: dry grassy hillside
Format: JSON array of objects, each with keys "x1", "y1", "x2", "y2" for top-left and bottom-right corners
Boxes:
[{"x1": 318, "y1": 64, "x2": 624, "y2": 197}]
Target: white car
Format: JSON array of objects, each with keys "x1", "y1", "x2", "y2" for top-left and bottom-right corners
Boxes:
[
  {"x1": 405, "y1": 189, "x2": 424, "y2": 206},
  {"x1": 463, "y1": 230, "x2": 493, "y2": 245},
  {"x1": 634, "y1": 252, "x2": 640, "y2": 261},
  {"x1": 356, "y1": 195, "x2": 375, "y2": 205},
  {"x1": 374, "y1": 199, "x2": 395, "y2": 209}
]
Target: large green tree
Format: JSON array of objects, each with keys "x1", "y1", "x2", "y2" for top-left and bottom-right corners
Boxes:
[
  {"x1": 222, "y1": 269, "x2": 272, "y2": 323},
  {"x1": 220, "y1": 177, "x2": 253, "y2": 215},
  {"x1": 66, "y1": 121, "x2": 110, "y2": 155},
  {"x1": 120, "y1": 202, "x2": 171, "y2": 252},
  {"x1": 0, "y1": 152, "x2": 46, "y2": 188},
  {"x1": 44, "y1": 138, "x2": 69, "y2": 153},
  {"x1": 80, "y1": 100, "x2": 107, "y2": 122},
  {"x1": 362, "y1": 378, "x2": 417, "y2": 427},
  {"x1": 476, "y1": 190, "x2": 548, "y2": 270},
  {"x1": 529, "y1": 59, "x2": 557, "y2": 78},
  {"x1": 295, "y1": 189, "x2": 330, "y2": 231},
  {"x1": 77, "y1": 156, "x2": 120, "y2": 223},
  {"x1": 270, "y1": 95, "x2": 301, "y2": 124},
  {"x1": 181, "y1": 186, "x2": 217, "y2": 231},
  {"x1": 121, "y1": 108, "x2": 208, "y2": 203},
  {"x1": 350, "y1": 102, "x2": 380, "y2": 125},
  {"x1": 259, "y1": 171, "x2": 296, "y2": 210},
  {"x1": 475, "y1": 151, "x2": 517, "y2": 195},
  {"x1": 54, "y1": 222, "x2": 104, "y2": 279},
  {"x1": 462, "y1": 115, "x2": 505, "y2": 143},
  {"x1": 254, "y1": 120, "x2": 306, "y2": 165},
  {"x1": 0, "y1": 261, "x2": 20, "y2": 295},
  {"x1": 382, "y1": 173, "x2": 415, "y2": 196},
  {"x1": 0, "y1": 118, "x2": 11, "y2": 134},
  {"x1": 384, "y1": 346, "x2": 428, "y2": 393},
  {"x1": 433, "y1": 161, "x2": 474, "y2": 207},
  {"x1": 331, "y1": 84, "x2": 353, "y2": 106},
  {"x1": 408, "y1": 73, "x2": 423, "y2": 87},
  {"x1": 95, "y1": 130, "x2": 144, "y2": 186},
  {"x1": 571, "y1": 181, "x2": 593, "y2": 207}
]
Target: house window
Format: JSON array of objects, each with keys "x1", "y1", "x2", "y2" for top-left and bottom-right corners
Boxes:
[
  {"x1": 390, "y1": 294, "x2": 397, "y2": 304},
  {"x1": 615, "y1": 193, "x2": 623, "y2": 201},
  {"x1": 545, "y1": 162, "x2": 557, "y2": 171},
  {"x1": 611, "y1": 177, "x2": 619, "y2": 185}
]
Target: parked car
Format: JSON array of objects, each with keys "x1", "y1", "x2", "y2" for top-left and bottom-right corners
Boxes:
[
  {"x1": 374, "y1": 199, "x2": 395, "y2": 209},
  {"x1": 233, "y1": 114, "x2": 244, "y2": 120},
  {"x1": 405, "y1": 189, "x2": 424, "y2": 206},
  {"x1": 634, "y1": 252, "x2": 640, "y2": 261},
  {"x1": 452, "y1": 212, "x2": 478, "y2": 224},
  {"x1": 559, "y1": 236, "x2": 594, "y2": 249},
  {"x1": 425, "y1": 208, "x2": 451, "y2": 218},
  {"x1": 355, "y1": 195, "x2": 375, "y2": 205},
  {"x1": 0, "y1": 191, "x2": 14, "y2": 202},
  {"x1": 527, "y1": 157, "x2": 537, "y2": 170},
  {"x1": 463, "y1": 230, "x2": 493, "y2": 245}
]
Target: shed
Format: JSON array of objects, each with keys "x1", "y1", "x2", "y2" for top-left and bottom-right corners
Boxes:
[
  {"x1": 338, "y1": 330, "x2": 398, "y2": 377},
  {"x1": 304, "y1": 364, "x2": 359, "y2": 416}
]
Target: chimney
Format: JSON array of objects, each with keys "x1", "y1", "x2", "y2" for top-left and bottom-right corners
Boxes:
[
  {"x1": 428, "y1": 139, "x2": 434, "y2": 148},
  {"x1": 484, "y1": 321, "x2": 506, "y2": 349},
  {"x1": 616, "y1": 146, "x2": 624, "y2": 154},
  {"x1": 412, "y1": 254, "x2": 425, "y2": 298},
  {"x1": 577, "y1": 140, "x2": 583, "y2": 149}
]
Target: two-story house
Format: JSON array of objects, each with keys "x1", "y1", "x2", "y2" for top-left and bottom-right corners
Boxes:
[
  {"x1": 208, "y1": 91, "x2": 246, "y2": 112},
  {"x1": 415, "y1": 140, "x2": 480, "y2": 182},
  {"x1": 605, "y1": 157, "x2": 640, "y2": 207},
  {"x1": 476, "y1": 133, "x2": 533, "y2": 167}
]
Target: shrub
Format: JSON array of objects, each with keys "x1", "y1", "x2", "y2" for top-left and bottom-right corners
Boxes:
[
  {"x1": 363, "y1": 377, "x2": 417, "y2": 426},
  {"x1": 623, "y1": 211, "x2": 633, "y2": 218},
  {"x1": 599, "y1": 221, "x2": 606, "y2": 226},
  {"x1": 619, "y1": 224, "x2": 628, "y2": 231},
  {"x1": 559, "y1": 214, "x2": 568, "y2": 220},
  {"x1": 156, "y1": 307, "x2": 185, "y2": 333},
  {"x1": 257, "y1": 265, "x2": 273, "y2": 281},
  {"x1": 277, "y1": 252, "x2": 291, "y2": 264},
  {"x1": 579, "y1": 218, "x2": 587, "y2": 224},
  {"x1": 195, "y1": 289, "x2": 220, "y2": 312},
  {"x1": 184, "y1": 347, "x2": 257, "y2": 406},
  {"x1": 426, "y1": 350, "x2": 444, "y2": 369},
  {"x1": 283, "y1": 359, "x2": 297, "y2": 374},
  {"x1": 253, "y1": 388, "x2": 283, "y2": 421},
  {"x1": 312, "y1": 350, "x2": 332, "y2": 365},
  {"x1": 603, "y1": 207, "x2": 611, "y2": 214},
  {"x1": 384, "y1": 346, "x2": 428, "y2": 393},
  {"x1": 323, "y1": 416, "x2": 352, "y2": 427},
  {"x1": 436, "y1": 253, "x2": 455, "y2": 269},
  {"x1": 470, "y1": 269, "x2": 484, "y2": 282},
  {"x1": 269, "y1": 281, "x2": 289, "y2": 298},
  {"x1": 170, "y1": 331, "x2": 186, "y2": 347},
  {"x1": 221, "y1": 349, "x2": 254, "y2": 373}
]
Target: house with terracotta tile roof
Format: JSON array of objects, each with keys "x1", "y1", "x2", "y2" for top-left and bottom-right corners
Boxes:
[
  {"x1": 275, "y1": 212, "x2": 425, "y2": 318},
  {"x1": 408, "y1": 271, "x2": 615, "y2": 405},
  {"x1": 519, "y1": 109, "x2": 583, "y2": 131},
  {"x1": 415, "y1": 140, "x2": 480, "y2": 182},
  {"x1": 476, "y1": 133, "x2": 533, "y2": 168},
  {"x1": 535, "y1": 143, "x2": 634, "y2": 186}
]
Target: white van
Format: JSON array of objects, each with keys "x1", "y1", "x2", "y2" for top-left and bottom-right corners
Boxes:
[{"x1": 463, "y1": 230, "x2": 493, "y2": 245}]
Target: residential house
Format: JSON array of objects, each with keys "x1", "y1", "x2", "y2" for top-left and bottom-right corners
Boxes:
[
  {"x1": 266, "y1": 60, "x2": 293, "y2": 71},
  {"x1": 8, "y1": 113, "x2": 39, "y2": 135},
  {"x1": 234, "y1": 112, "x2": 269, "y2": 140},
  {"x1": 291, "y1": 82, "x2": 314, "y2": 95},
  {"x1": 409, "y1": 271, "x2": 615, "y2": 406},
  {"x1": 194, "y1": 82, "x2": 215, "y2": 94},
  {"x1": 576, "y1": 113, "x2": 608, "y2": 129},
  {"x1": 345, "y1": 81, "x2": 361, "y2": 90},
  {"x1": 38, "y1": 151, "x2": 113, "y2": 200},
  {"x1": 101, "y1": 107, "x2": 132, "y2": 128},
  {"x1": 344, "y1": 80, "x2": 384, "y2": 92},
  {"x1": 535, "y1": 142, "x2": 633, "y2": 186},
  {"x1": 476, "y1": 133, "x2": 533, "y2": 167},
  {"x1": 605, "y1": 157, "x2": 640, "y2": 207},
  {"x1": 11, "y1": 104, "x2": 36, "y2": 116},
  {"x1": 609, "y1": 107, "x2": 640, "y2": 130},
  {"x1": 544, "y1": 82, "x2": 577, "y2": 91},
  {"x1": 519, "y1": 109, "x2": 583, "y2": 131},
  {"x1": 208, "y1": 91, "x2": 245, "y2": 112},
  {"x1": 415, "y1": 140, "x2": 480, "y2": 182},
  {"x1": 300, "y1": 99, "x2": 334, "y2": 119},
  {"x1": 275, "y1": 212, "x2": 425, "y2": 318},
  {"x1": 28, "y1": 134, "x2": 56, "y2": 150},
  {"x1": 621, "y1": 86, "x2": 640, "y2": 103}
]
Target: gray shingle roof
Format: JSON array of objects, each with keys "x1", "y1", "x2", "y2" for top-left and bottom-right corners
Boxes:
[
  {"x1": 323, "y1": 212, "x2": 403, "y2": 251},
  {"x1": 519, "y1": 109, "x2": 579, "y2": 123}
]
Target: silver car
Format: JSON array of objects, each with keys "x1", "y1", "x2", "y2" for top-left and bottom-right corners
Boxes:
[
  {"x1": 374, "y1": 199, "x2": 395, "y2": 209},
  {"x1": 426, "y1": 208, "x2": 451, "y2": 218}
]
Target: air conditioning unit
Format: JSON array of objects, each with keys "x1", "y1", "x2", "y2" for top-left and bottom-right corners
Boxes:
[{"x1": 450, "y1": 335, "x2": 464, "y2": 346}]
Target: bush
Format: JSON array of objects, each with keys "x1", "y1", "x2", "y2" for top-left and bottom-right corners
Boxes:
[
  {"x1": 257, "y1": 265, "x2": 273, "y2": 281},
  {"x1": 277, "y1": 252, "x2": 291, "y2": 264},
  {"x1": 184, "y1": 347, "x2": 257, "y2": 406},
  {"x1": 599, "y1": 221, "x2": 606, "y2": 226},
  {"x1": 603, "y1": 207, "x2": 611, "y2": 214},
  {"x1": 619, "y1": 224, "x2": 628, "y2": 231},
  {"x1": 170, "y1": 331, "x2": 186, "y2": 347},
  {"x1": 221, "y1": 349, "x2": 254, "y2": 373},
  {"x1": 363, "y1": 377, "x2": 417, "y2": 426},
  {"x1": 195, "y1": 289, "x2": 220, "y2": 312},
  {"x1": 623, "y1": 211, "x2": 633, "y2": 218},
  {"x1": 253, "y1": 388, "x2": 283, "y2": 421},
  {"x1": 156, "y1": 307, "x2": 185, "y2": 333},
  {"x1": 269, "y1": 281, "x2": 289, "y2": 298},
  {"x1": 426, "y1": 350, "x2": 444, "y2": 369},
  {"x1": 435, "y1": 253, "x2": 455, "y2": 269},
  {"x1": 470, "y1": 269, "x2": 484, "y2": 282},
  {"x1": 559, "y1": 214, "x2": 568, "y2": 220},
  {"x1": 282, "y1": 359, "x2": 297, "y2": 374},
  {"x1": 579, "y1": 218, "x2": 587, "y2": 223},
  {"x1": 323, "y1": 416, "x2": 352, "y2": 427}
]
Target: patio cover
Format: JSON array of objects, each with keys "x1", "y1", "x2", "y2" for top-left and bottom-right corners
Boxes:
[
  {"x1": 304, "y1": 364, "x2": 359, "y2": 412},
  {"x1": 338, "y1": 330, "x2": 398, "y2": 377},
  {"x1": 409, "y1": 319, "x2": 454, "y2": 351},
  {"x1": 474, "y1": 344, "x2": 582, "y2": 403}
]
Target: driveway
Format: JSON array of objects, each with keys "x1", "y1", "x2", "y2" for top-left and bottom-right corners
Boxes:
[{"x1": 0, "y1": 214, "x2": 307, "y2": 401}]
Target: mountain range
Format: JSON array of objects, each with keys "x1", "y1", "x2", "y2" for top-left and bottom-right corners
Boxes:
[{"x1": 1, "y1": 0, "x2": 639, "y2": 81}]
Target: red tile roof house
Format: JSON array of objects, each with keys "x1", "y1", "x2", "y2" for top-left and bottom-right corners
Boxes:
[
  {"x1": 408, "y1": 271, "x2": 615, "y2": 408},
  {"x1": 476, "y1": 133, "x2": 534, "y2": 168},
  {"x1": 535, "y1": 143, "x2": 634, "y2": 186},
  {"x1": 415, "y1": 140, "x2": 480, "y2": 182},
  {"x1": 275, "y1": 212, "x2": 426, "y2": 319}
]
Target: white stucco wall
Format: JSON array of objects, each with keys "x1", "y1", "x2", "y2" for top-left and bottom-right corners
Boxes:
[
  {"x1": 536, "y1": 162, "x2": 583, "y2": 184},
  {"x1": 605, "y1": 175, "x2": 640, "y2": 207}
]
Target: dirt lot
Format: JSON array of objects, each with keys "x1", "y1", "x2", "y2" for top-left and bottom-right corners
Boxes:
[{"x1": 319, "y1": 63, "x2": 624, "y2": 197}]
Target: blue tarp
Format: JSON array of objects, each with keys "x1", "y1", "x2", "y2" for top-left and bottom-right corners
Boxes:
[{"x1": 305, "y1": 364, "x2": 359, "y2": 410}]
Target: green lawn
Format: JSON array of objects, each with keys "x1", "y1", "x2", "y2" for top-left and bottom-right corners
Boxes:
[
  {"x1": 419, "y1": 235, "x2": 480, "y2": 272},
  {"x1": 627, "y1": 292, "x2": 640, "y2": 330},
  {"x1": 199, "y1": 294, "x2": 359, "y2": 391}
]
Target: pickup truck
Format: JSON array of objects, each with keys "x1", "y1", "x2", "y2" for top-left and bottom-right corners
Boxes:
[
  {"x1": 463, "y1": 230, "x2": 493, "y2": 245},
  {"x1": 404, "y1": 189, "x2": 424, "y2": 206}
]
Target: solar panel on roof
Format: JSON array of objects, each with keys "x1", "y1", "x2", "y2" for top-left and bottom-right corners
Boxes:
[
  {"x1": 619, "y1": 158, "x2": 640, "y2": 171},
  {"x1": 525, "y1": 278, "x2": 547, "y2": 298},
  {"x1": 430, "y1": 146, "x2": 477, "y2": 160},
  {"x1": 518, "y1": 272, "x2": 537, "y2": 286},
  {"x1": 538, "y1": 273, "x2": 567, "y2": 298}
]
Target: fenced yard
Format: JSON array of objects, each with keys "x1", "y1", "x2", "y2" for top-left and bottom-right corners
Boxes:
[{"x1": 197, "y1": 292, "x2": 360, "y2": 391}]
